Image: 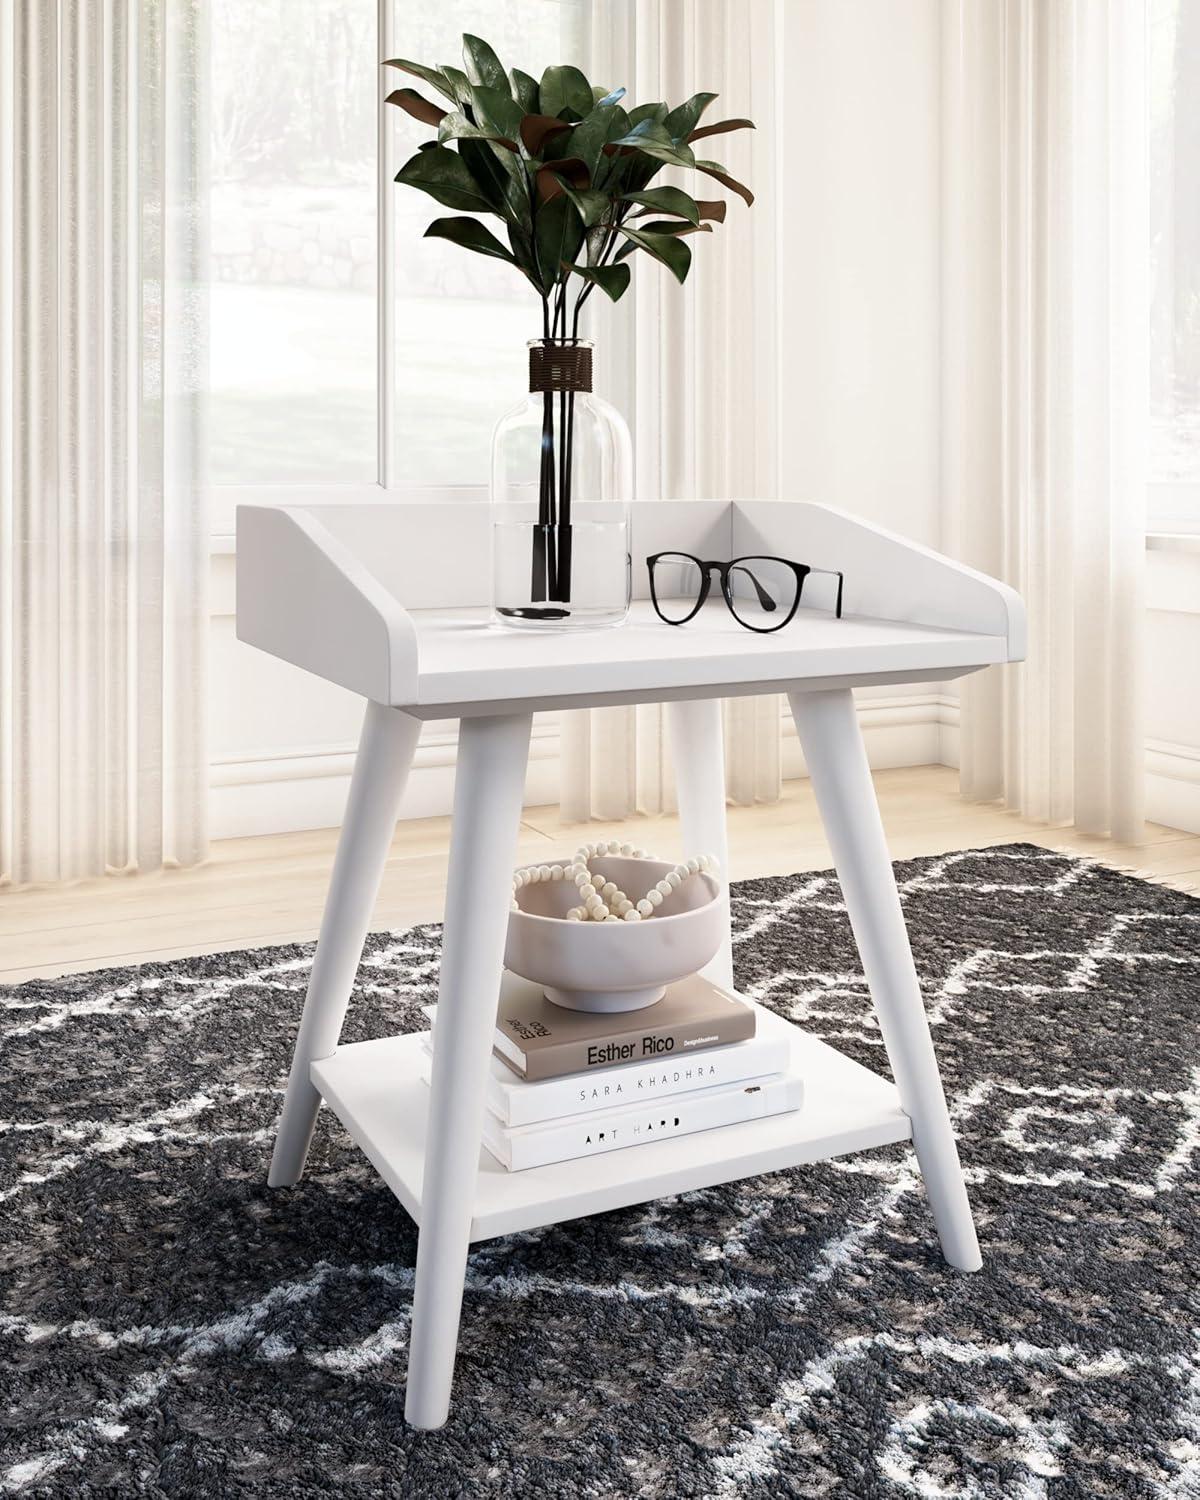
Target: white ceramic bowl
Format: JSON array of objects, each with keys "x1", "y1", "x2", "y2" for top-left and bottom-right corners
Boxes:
[{"x1": 505, "y1": 855, "x2": 723, "y2": 1013}]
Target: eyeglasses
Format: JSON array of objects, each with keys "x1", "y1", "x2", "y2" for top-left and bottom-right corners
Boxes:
[{"x1": 646, "y1": 553, "x2": 845, "y2": 633}]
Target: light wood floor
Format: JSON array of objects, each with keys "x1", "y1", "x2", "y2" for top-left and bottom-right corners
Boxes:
[{"x1": 2, "y1": 765, "x2": 1197, "y2": 984}]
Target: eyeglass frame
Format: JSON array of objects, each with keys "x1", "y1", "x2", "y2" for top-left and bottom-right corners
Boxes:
[{"x1": 645, "y1": 552, "x2": 845, "y2": 633}]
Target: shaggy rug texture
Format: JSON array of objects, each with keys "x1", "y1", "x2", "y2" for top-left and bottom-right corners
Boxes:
[{"x1": 1, "y1": 843, "x2": 1198, "y2": 1498}]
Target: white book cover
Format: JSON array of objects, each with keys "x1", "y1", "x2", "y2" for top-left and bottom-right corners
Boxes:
[
  {"x1": 480, "y1": 1072, "x2": 804, "y2": 1171},
  {"x1": 419, "y1": 1001, "x2": 797, "y2": 1127}
]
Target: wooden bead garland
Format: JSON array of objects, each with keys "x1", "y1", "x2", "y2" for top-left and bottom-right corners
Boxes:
[{"x1": 510, "y1": 840, "x2": 719, "y2": 922}]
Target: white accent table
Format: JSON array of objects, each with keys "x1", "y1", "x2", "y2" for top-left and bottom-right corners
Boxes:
[{"x1": 236, "y1": 498, "x2": 1024, "y2": 1430}]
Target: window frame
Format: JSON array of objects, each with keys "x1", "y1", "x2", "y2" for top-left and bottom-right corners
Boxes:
[
  {"x1": 1148, "y1": 481, "x2": 1200, "y2": 537},
  {"x1": 1148, "y1": 0, "x2": 1200, "y2": 527}
]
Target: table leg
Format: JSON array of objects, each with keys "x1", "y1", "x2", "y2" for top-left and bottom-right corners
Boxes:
[
  {"x1": 267, "y1": 701, "x2": 421, "y2": 1188},
  {"x1": 666, "y1": 697, "x2": 733, "y2": 989},
  {"x1": 405, "y1": 712, "x2": 533, "y2": 1429},
  {"x1": 787, "y1": 688, "x2": 982, "y2": 1272}
]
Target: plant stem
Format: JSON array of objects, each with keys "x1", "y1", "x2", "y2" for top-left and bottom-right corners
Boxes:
[
  {"x1": 531, "y1": 296, "x2": 552, "y2": 601},
  {"x1": 572, "y1": 202, "x2": 629, "y2": 332},
  {"x1": 559, "y1": 386, "x2": 575, "y2": 599},
  {"x1": 558, "y1": 387, "x2": 567, "y2": 521},
  {"x1": 554, "y1": 277, "x2": 571, "y2": 601},
  {"x1": 544, "y1": 384, "x2": 558, "y2": 600}
]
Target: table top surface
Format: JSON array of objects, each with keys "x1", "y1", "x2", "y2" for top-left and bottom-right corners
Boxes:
[
  {"x1": 235, "y1": 500, "x2": 1024, "y2": 712},
  {"x1": 404, "y1": 600, "x2": 1007, "y2": 712}
]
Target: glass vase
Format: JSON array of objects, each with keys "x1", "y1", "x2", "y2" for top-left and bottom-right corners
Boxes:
[{"x1": 491, "y1": 338, "x2": 632, "y2": 629}]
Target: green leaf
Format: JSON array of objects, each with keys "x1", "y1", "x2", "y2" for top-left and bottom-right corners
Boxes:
[
  {"x1": 567, "y1": 103, "x2": 627, "y2": 180},
  {"x1": 437, "y1": 111, "x2": 518, "y2": 150},
  {"x1": 510, "y1": 68, "x2": 540, "y2": 113},
  {"x1": 424, "y1": 216, "x2": 518, "y2": 265},
  {"x1": 610, "y1": 120, "x2": 696, "y2": 169},
  {"x1": 614, "y1": 226, "x2": 692, "y2": 282},
  {"x1": 694, "y1": 158, "x2": 755, "y2": 207},
  {"x1": 384, "y1": 58, "x2": 458, "y2": 105},
  {"x1": 462, "y1": 34, "x2": 507, "y2": 91},
  {"x1": 629, "y1": 219, "x2": 712, "y2": 238},
  {"x1": 628, "y1": 102, "x2": 668, "y2": 128},
  {"x1": 436, "y1": 111, "x2": 480, "y2": 143},
  {"x1": 567, "y1": 262, "x2": 630, "y2": 302},
  {"x1": 386, "y1": 88, "x2": 448, "y2": 130},
  {"x1": 621, "y1": 186, "x2": 700, "y2": 224},
  {"x1": 505, "y1": 222, "x2": 541, "y2": 286},
  {"x1": 539, "y1": 64, "x2": 594, "y2": 121},
  {"x1": 585, "y1": 223, "x2": 609, "y2": 266},
  {"x1": 459, "y1": 137, "x2": 530, "y2": 228},
  {"x1": 638, "y1": 141, "x2": 697, "y2": 170},
  {"x1": 664, "y1": 92, "x2": 717, "y2": 142},
  {"x1": 396, "y1": 145, "x2": 495, "y2": 215},
  {"x1": 555, "y1": 180, "x2": 610, "y2": 227},
  {"x1": 470, "y1": 83, "x2": 523, "y2": 143},
  {"x1": 439, "y1": 65, "x2": 474, "y2": 109},
  {"x1": 688, "y1": 117, "x2": 755, "y2": 144},
  {"x1": 534, "y1": 195, "x2": 585, "y2": 292}
]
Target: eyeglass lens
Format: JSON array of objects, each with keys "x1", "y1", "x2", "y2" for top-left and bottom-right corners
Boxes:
[
  {"x1": 650, "y1": 552, "x2": 706, "y2": 622},
  {"x1": 724, "y1": 557, "x2": 799, "y2": 629}
]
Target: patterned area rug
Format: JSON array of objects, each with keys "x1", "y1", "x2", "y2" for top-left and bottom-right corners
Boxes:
[{"x1": 2, "y1": 843, "x2": 1198, "y2": 1498}]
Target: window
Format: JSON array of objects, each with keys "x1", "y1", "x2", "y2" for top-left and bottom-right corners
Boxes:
[
  {"x1": 206, "y1": 0, "x2": 588, "y2": 533},
  {"x1": 1149, "y1": 0, "x2": 1200, "y2": 528}
]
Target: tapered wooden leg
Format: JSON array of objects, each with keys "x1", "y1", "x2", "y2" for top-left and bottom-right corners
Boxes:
[
  {"x1": 405, "y1": 712, "x2": 533, "y2": 1429},
  {"x1": 788, "y1": 688, "x2": 982, "y2": 1272},
  {"x1": 667, "y1": 697, "x2": 733, "y2": 989},
  {"x1": 268, "y1": 701, "x2": 421, "y2": 1188}
]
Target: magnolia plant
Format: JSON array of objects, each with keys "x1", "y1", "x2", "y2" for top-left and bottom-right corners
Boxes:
[
  {"x1": 385, "y1": 33, "x2": 754, "y2": 324},
  {"x1": 384, "y1": 34, "x2": 755, "y2": 612}
]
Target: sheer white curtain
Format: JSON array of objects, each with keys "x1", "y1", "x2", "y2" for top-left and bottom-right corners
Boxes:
[
  {"x1": 0, "y1": 0, "x2": 208, "y2": 886},
  {"x1": 942, "y1": 0, "x2": 1147, "y2": 840},
  {"x1": 561, "y1": 0, "x2": 782, "y2": 821}
]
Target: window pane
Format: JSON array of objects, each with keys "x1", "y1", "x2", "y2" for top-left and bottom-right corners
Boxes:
[
  {"x1": 207, "y1": 0, "x2": 377, "y2": 484},
  {"x1": 390, "y1": 1, "x2": 588, "y2": 487},
  {"x1": 1150, "y1": 0, "x2": 1200, "y2": 482}
]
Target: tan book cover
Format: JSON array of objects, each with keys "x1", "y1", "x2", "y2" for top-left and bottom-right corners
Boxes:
[{"x1": 494, "y1": 972, "x2": 755, "y2": 1081}]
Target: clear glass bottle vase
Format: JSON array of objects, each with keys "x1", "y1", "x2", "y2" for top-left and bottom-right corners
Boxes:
[{"x1": 491, "y1": 338, "x2": 632, "y2": 629}]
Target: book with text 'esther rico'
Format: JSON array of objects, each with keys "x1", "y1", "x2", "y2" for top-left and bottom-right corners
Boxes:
[
  {"x1": 418, "y1": 1001, "x2": 795, "y2": 1127},
  {"x1": 492, "y1": 972, "x2": 755, "y2": 1082}
]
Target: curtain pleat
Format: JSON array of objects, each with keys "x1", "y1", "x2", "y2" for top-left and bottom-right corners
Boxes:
[
  {"x1": 943, "y1": 0, "x2": 1146, "y2": 842},
  {"x1": 563, "y1": 0, "x2": 782, "y2": 824},
  {"x1": 0, "y1": 0, "x2": 207, "y2": 886}
]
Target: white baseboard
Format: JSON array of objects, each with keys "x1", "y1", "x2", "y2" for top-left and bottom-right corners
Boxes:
[
  {"x1": 210, "y1": 721, "x2": 562, "y2": 839},
  {"x1": 935, "y1": 717, "x2": 1200, "y2": 837},
  {"x1": 1146, "y1": 738, "x2": 1200, "y2": 835},
  {"x1": 210, "y1": 700, "x2": 1200, "y2": 840},
  {"x1": 210, "y1": 694, "x2": 956, "y2": 840},
  {"x1": 780, "y1": 692, "x2": 958, "y2": 779}
]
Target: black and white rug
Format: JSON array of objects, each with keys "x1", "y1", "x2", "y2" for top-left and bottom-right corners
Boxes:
[{"x1": 2, "y1": 844, "x2": 1198, "y2": 1498}]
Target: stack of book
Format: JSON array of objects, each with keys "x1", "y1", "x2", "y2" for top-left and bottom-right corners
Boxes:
[{"x1": 420, "y1": 972, "x2": 803, "y2": 1171}]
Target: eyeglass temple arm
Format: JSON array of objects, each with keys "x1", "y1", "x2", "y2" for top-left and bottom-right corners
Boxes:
[
  {"x1": 728, "y1": 564, "x2": 777, "y2": 612},
  {"x1": 803, "y1": 567, "x2": 845, "y2": 619}
]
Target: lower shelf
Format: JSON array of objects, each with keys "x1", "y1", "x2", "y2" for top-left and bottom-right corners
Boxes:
[{"x1": 312, "y1": 1011, "x2": 912, "y2": 1242}]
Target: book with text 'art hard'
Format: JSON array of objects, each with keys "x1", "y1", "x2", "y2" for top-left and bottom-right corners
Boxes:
[
  {"x1": 479, "y1": 1072, "x2": 805, "y2": 1171},
  {"x1": 419, "y1": 998, "x2": 795, "y2": 1127},
  {"x1": 486, "y1": 971, "x2": 756, "y2": 1082}
]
